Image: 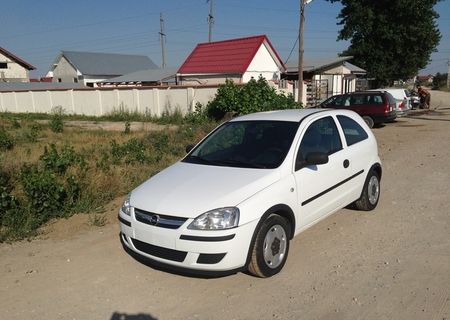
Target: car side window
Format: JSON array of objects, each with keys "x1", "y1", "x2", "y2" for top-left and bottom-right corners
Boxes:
[
  {"x1": 368, "y1": 94, "x2": 383, "y2": 104},
  {"x1": 350, "y1": 94, "x2": 365, "y2": 105},
  {"x1": 297, "y1": 116, "x2": 342, "y2": 164},
  {"x1": 337, "y1": 115, "x2": 369, "y2": 146}
]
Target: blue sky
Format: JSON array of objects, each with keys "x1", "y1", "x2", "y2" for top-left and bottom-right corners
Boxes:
[{"x1": 2, "y1": 0, "x2": 449, "y2": 78}]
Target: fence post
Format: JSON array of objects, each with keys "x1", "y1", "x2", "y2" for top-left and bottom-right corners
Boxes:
[{"x1": 152, "y1": 88, "x2": 160, "y2": 117}]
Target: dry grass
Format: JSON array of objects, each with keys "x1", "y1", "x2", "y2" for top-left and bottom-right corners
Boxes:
[{"x1": 0, "y1": 115, "x2": 217, "y2": 241}]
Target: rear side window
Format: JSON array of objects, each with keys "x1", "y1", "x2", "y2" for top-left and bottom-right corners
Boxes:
[
  {"x1": 386, "y1": 92, "x2": 396, "y2": 104},
  {"x1": 337, "y1": 115, "x2": 369, "y2": 146},
  {"x1": 367, "y1": 94, "x2": 384, "y2": 104}
]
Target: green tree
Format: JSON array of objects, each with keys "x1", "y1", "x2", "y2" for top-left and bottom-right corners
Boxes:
[
  {"x1": 327, "y1": 0, "x2": 441, "y2": 86},
  {"x1": 207, "y1": 77, "x2": 299, "y2": 119},
  {"x1": 432, "y1": 72, "x2": 448, "y2": 89}
]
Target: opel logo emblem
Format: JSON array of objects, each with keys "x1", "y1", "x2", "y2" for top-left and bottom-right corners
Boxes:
[{"x1": 149, "y1": 214, "x2": 160, "y2": 226}]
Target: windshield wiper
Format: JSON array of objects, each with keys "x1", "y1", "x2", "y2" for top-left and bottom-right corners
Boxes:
[
  {"x1": 213, "y1": 159, "x2": 267, "y2": 169},
  {"x1": 184, "y1": 155, "x2": 217, "y2": 165}
]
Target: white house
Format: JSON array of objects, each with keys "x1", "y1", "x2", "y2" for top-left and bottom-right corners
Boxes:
[
  {"x1": 177, "y1": 35, "x2": 286, "y2": 85},
  {"x1": 49, "y1": 51, "x2": 158, "y2": 87},
  {"x1": 0, "y1": 47, "x2": 35, "y2": 82},
  {"x1": 283, "y1": 56, "x2": 367, "y2": 105}
]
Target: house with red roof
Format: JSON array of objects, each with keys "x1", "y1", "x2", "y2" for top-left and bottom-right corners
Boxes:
[
  {"x1": 0, "y1": 47, "x2": 35, "y2": 82},
  {"x1": 177, "y1": 35, "x2": 285, "y2": 85},
  {"x1": 416, "y1": 74, "x2": 434, "y2": 84}
]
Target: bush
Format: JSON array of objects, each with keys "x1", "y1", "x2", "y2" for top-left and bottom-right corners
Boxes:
[
  {"x1": 49, "y1": 106, "x2": 65, "y2": 133},
  {"x1": 207, "y1": 77, "x2": 300, "y2": 119},
  {"x1": 0, "y1": 170, "x2": 18, "y2": 226},
  {"x1": 40, "y1": 144, "x2": 85, "y2": 174},
  {"x1": 0, "y1": 128, "x2": 14, "y2": 151},
  {"x1": 110, "y1": 138, "x2": 151, "y2": 164}
]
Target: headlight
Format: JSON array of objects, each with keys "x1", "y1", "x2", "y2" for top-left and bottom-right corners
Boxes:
[
  {"x1": 188, "y1": 207, "x2": 239, "y2": 230},
  {"x1": 121, "y1": 194, "x2": 132, "y2": 216}
]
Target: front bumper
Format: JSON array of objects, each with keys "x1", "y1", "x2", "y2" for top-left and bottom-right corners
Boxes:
[{"x1": 118, "y1": 208, "x2": 258, "y2": 272}]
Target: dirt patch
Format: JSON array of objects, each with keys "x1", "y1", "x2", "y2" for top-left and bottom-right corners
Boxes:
[
  {"x1": 1, "y1": 92, "x2": 450, "y2": 320},
  {"x1": 36, "y1": 119, "x2": 179, "y2": 132}
]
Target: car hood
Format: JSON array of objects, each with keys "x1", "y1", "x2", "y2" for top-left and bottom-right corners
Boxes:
[{"x1": 130, "y1": 162, "x2": 280, "y2": 218}]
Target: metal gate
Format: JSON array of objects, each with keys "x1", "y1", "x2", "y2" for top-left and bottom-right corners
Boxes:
[{"x1": 306, "y1": 79, "x2": 329, "y2": 106}]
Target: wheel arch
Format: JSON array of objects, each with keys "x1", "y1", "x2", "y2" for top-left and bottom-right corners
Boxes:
[
  {"x1": 244, "y1": 204, "x2": 296, "y2": 268},
  {"x1": 370, "y1": 162, "x2": 382, "y2": 179}
]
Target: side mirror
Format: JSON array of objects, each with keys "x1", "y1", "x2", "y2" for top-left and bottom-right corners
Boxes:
[
  {"x1": 185, "y1": 144, "x2": 195, "y2": 153},
  {"x1": 296, "y1": 152, "x2": 329, "y2": 170},
  {"x1": 305, "y1": 152, "x2": 329, "y2": 165}
]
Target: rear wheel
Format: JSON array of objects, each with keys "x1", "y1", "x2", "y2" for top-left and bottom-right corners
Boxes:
[
  {"x1": 362, "y1": 116, "x2": 374, "y2": 128},
  {"x1": 355, "y1": 170, "x2": 380, "y2": 211},
  {"x1": 248, "y1": 214, "x2": 290, "y2": 278}
]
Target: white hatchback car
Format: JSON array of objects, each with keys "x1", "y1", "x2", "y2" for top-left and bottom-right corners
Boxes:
[
  {"x1": 370, "y1": 88, "x2": 412, "y2": 116},
  {"x1": 119, "y1": 109, "x2": 382, "y2": 277}
]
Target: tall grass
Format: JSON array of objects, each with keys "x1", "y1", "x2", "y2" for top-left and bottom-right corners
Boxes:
[{"x1": 0, "y1": 112, "x2": 216, "y2": 242}]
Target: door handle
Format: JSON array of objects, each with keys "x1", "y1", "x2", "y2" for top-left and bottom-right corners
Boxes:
[{"x1": 343, "y1": 159, "x2": 350, "y2": 168}]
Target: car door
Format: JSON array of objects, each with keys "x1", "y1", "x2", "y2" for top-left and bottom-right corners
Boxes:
[{"x1": 293, "y1": 115, "x2": 351, "y2": 228}]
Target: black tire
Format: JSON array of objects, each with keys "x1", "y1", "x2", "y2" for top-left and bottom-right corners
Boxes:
[
  {"x1": 362, "y1": 116, "x2": 374, "y2": 128},
  {"x1": 354, "y1": 170, "x2": 380, "y2": 211},
  {"x1": 248, "y1": 214, "x2": 291, "y2": 278}
]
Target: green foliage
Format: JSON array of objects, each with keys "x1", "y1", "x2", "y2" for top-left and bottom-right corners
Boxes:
[
  {"x1": 105, "y1": 103, "x2": 152, "y2": 122},
  {"x1": 184, "y1": 102, "x2": 210, "y2": 125},
  {"x1": 207, "y1": 77, "x2": 299, "y2": 119},
  {"x1": 327, "y1": 0, "x2": 442, "y2": 86},
  {"x1": 23, "y1": 123, "x2": 42, "y2": 143},
  {"x1": 40, "y1": 144, "x2": 86, "y2": 174},
  {"x1": 110, "y1": 138, "x2": 151, "y2": 164},
  {"x1": 20, "y1": 165, "x2": 79, "y2": 219},
  {"x1": 49, "y1": 106, "x2": 65, "y2": 133},
  {"x1": 0, "y1": 128, "x2": 14, "y2": 151},
  {"x1": 0, "y1": 113, "x2": 217, "y2": 242},
  {"x1": 0, "y1": 170, "x2": 18, "y2": 226}
]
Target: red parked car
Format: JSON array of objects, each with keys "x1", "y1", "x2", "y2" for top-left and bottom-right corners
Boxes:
[{"x1": 320, "y1": 91, "x2": 397, "y2": 128}]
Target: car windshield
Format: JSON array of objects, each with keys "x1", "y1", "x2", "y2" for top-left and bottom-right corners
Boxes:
[{"x1": 183, "y1": 120, "x2": 299, "y2": 169}]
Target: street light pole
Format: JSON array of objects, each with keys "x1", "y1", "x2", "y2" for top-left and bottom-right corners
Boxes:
[{"x1": 297, "y1": 0, "x2": 307, "y2": 106}]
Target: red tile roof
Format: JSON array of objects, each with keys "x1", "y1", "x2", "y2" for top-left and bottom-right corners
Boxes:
[
  {"x1": 178, "y1": 35, "x2": 285, "y2": 74},
  {"x1": 0, "y1": 47, "x2": 36, "y2": 70}
]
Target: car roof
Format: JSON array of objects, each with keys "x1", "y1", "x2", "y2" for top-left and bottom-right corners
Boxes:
[
  {"x1": 230, "y1": 108, "x2": 363, "y2": 122},
  {"x1": 230, "y1": 109, "x2": 324, "y2": 122}
]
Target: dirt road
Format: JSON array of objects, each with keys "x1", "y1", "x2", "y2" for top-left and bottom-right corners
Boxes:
[{"x1": 1, "y1": 91, "x2": 450, "y2": 320}]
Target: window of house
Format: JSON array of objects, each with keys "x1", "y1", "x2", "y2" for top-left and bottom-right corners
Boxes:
[
  {"x1": 73, "y1": 77, "x2": 78, "y2": 83},
  {"x1": 0, "y1": 62, "x2": 7, "y2": 69},
  {"x1": 58, "y1": 78, "x2": 62, "y2": 82},
  {"x1": 337, "y1": 115, "x2": 369, "y2": 146}
]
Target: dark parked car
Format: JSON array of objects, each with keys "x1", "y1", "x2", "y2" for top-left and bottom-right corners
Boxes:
[{"x1": 320, "y1": 91, "x2": 397, "y2": 128}]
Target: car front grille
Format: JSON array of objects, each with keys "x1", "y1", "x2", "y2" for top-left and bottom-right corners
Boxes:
[
  {"x1": 131, "y1": 238, "x2": 187, "y2": 262},
  {"x1": 134, "y1": 208, "x2": 187, "y2": 229}
]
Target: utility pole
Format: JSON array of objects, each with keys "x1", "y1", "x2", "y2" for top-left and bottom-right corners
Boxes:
[
  {"x1": 159, "y1": 13, "x2": 167, "y2": 69},
  {"x1": 447, "y1": 59, "x2": 450, "y2": 89},
  {"x1": 297, "y1": 0, "x2": 313, "y2": 105},
  {"x1": 208, "y1": 0, "x2": 214, "y2": 42}
]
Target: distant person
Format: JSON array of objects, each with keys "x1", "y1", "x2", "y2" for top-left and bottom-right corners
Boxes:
[{"x1": 417, "y1": 86, "x2": 431, "y2": 109}]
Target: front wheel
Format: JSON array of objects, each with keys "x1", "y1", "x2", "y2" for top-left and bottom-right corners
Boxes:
[
  {"x1": 354, "y1": 170, "x2": 380, "y2": 211},
  {"x1": 248, "y1": 214, "x2": 291, "y2": 278}
]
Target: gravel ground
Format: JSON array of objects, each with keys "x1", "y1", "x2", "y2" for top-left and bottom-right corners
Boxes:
[{"x1": 1, "y1": 90, "x2": 449, "y2": 320}]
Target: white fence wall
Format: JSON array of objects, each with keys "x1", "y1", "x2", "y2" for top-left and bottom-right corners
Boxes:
[{"x1": 0, "y1": 86, "x2": 219, "y2": 117}]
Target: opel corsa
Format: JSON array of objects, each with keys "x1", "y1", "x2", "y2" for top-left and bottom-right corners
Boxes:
[{"x1": 119, "y1": 109, "x2": 382, "y2": 277}]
